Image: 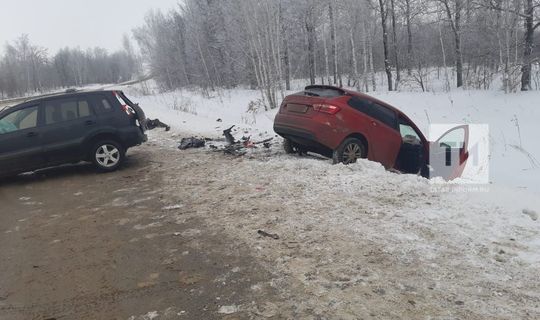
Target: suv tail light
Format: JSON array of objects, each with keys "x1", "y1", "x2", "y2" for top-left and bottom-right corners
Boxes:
[{"x1": 313, "y1": 104, "x2": 341, "y2": 115}]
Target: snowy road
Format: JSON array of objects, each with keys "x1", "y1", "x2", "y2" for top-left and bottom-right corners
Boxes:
[
  {"x1": 150, "y1": 130, "x2": 540, "y2": 319},
  {"x1": 0, "y1": 145, "x2": 283, "y2": 320},
  {"x1": 2, "y1": 128, "x2": 539, "y2": 319}
]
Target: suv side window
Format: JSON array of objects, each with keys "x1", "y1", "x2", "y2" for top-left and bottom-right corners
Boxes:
[
  {"x1": 347, "y1": 96, "x2": 397, "y2": 130},
  {"x1": 0, "y1": 106, "x2": 39, "y2": 134},
  {"x1": 44, "y1": 98, "x2": 93, "y2": 125},
  {"x1": 95, "y1": 96, "x2": 114, "y2": 113}
]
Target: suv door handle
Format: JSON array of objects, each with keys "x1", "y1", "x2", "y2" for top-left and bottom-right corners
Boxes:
[
  {"x1": 85, "y1": 120, "x2": 96, "y2": 126},
  {"x1": 371, "y1": 121, "x2": 378, "y2": 127},
  {"x1": 26, "y1": 132, "x2": 38, "y2": 138}
]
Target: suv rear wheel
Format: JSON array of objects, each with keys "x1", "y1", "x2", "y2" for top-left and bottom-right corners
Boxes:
[
  {"x1": 91, "y1": 140, "x2": 125, "y2": 172},
  {"x1": 333, "y1": 138, "x2": 367, "y2": 165}
]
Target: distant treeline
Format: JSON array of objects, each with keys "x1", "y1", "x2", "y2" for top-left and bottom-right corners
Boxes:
[{"x1": 0, "y1": 34, "x2": 140, "y2": 99}]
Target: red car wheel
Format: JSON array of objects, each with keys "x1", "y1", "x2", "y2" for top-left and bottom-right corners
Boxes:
[{"x1": 333, "y1": 138, "x2": 367, "y2": 165}]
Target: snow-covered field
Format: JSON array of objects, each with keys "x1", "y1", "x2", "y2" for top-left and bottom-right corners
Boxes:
[{"x1": 117, "y1": 80, "x2": 540, "y2": 317}]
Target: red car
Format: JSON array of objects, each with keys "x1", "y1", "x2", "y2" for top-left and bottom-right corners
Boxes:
[{"x1": 274, "y1": 85, "x2": 469, "y2": 180}]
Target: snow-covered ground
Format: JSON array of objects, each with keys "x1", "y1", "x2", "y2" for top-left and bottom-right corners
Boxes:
[
  {"x1": 122, "y1": 80, "x2": 540, "y2": 193},
  {"x1": 142, "y1": 131, "x2": 540, "y2": 318},
  {"x1": 113, "y1": 79, "x2": 540, "y2": 317}
]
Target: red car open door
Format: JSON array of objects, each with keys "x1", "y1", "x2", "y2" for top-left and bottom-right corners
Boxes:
[{"x1": 429, "y1": 125, "x2": 470, "y2": 180}]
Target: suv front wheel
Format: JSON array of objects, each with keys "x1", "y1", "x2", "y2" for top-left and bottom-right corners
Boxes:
[{"x1": 91, "y1": 140, "x2": 125, "y2": 172}]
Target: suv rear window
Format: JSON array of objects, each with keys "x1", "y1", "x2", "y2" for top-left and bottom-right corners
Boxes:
[{"x1": 347, "y1": 96, "x2": 397, "y2": 129}]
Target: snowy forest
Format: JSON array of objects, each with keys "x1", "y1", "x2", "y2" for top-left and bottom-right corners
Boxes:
[
  {"x1": 1, "y1": 0, "x2": 540, "y2": 108},
  {"x1": 0, "y1": 35, "x2": 139, "y2": 98}
]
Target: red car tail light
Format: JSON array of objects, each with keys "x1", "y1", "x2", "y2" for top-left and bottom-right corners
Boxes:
[{"x1": 314, "y1": 104, "x2": 341, "y2": 115}]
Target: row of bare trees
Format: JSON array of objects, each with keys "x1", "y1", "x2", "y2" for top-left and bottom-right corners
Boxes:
[
  {"x1": 0, "y1": 35, "x2": 140, "y2": 99},
  {"x1": 2, "y1": 1, "x2": 537, "y2": 102},
  {"x1": 135, "y1": 0, "x2": 539, "y2": 108}
]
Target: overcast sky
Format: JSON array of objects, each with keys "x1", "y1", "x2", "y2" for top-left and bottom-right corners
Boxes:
[{"x1": 0, "y1": 0, "x2": 180, "y2": 54}]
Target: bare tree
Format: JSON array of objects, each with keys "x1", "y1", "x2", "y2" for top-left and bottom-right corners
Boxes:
[
  {"x1": 118, "y1": 0, "x2": 538, "y2": 95},
  {"x1": 329, "y1": 0, "x2": 341, "y2": 86},
  {"x1": 305, "y1": 1, "x2": 318, "y2": 85},
  {"x1": 390, "y1": 0, "x2": 401, "y2": 88},
  {"x1": 438, "y1": 0, "x2": 464, "y2": 88},
  {"x1": 520, "y1": 0, "x2": 538, "y2": 90},
  {"x1": 378, "y1": 0, "x2": 394, "y2": 91},
  {"x1": 0, "y1": 35, "x2": 137, "y2": 98}
]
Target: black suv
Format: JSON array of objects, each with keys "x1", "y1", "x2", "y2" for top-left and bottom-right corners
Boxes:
[{"x1": 0, "y1": 90, "x2": 147, "y2": 178}]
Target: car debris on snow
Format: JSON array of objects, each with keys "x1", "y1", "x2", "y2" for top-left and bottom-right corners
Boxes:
[
  {"x1": 174, "y1": 123, "x2": 273, "y2": 155},
  {"x1": 223, "y1": 125, "x2": 237, "y2": 144},
  {"x1": 220, "y1": 125, "x2": 273, "y2": 156},
  {"x1": 178, "y1": 137, "x2": 206, "y2": 150}
]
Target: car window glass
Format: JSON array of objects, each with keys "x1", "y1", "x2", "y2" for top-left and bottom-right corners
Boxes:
[
  {"x1": 439, "y1": 128, "x2": 465, "y2": 148},
  {"x1": 347, "y1": 96, "x2": 397, "y2": 129},
  {"x1": 304, "y1": 87, "x2": 344, "y2": 97},
  {"x1": 0, "y1": 106, "x2": 38, "y2": 134},
  {"x1": 45, "y1": 99, "x2": 91, "y2": 124},
  {"x1": 398, "y1": 116, "x2": 422, "y2": 143},
  {"x1": 78, "y1": 100, "x2": 91, "y2": 117},
  {"x1": 399, "y1": 124, "x2": 420, "y2": 139},
  {"x1": 373, "y1": 103, "x2": 397, "y2": 129},
  {"x1": 399, "y1": 124, "x2": 422, "y2": 145},
  {"x1": 101, "y1": 98, "x2": 113, "y2": 112}
]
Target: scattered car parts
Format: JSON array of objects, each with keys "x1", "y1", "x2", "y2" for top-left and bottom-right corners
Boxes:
[{"x1": 178, "y1": 137, "x2": 206, "y2": 150}]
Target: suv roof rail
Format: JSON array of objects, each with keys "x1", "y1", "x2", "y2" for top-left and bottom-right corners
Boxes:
[{"x1": 65, "y1": 88, "x2": 78, "y2": 93}]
